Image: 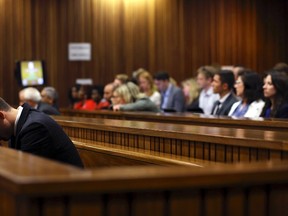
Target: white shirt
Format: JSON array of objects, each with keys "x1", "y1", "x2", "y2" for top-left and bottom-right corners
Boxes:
[
  {"x1": 199, "y1": 86, "x2": 219, "y2": 115},
  {"x1": 14, "y1": 106, "x2": 23, "y2": 136},
  {"x1": 149, "y1": 91, "x2": 161, "y2": 108},
  {"x1": 228, "y1": 99, "x2": 265, "y2": 118}
]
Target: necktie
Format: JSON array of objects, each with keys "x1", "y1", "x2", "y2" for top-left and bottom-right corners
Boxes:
[{"x1": 213, "y1": 101, "x2": 221, "y2": 115}]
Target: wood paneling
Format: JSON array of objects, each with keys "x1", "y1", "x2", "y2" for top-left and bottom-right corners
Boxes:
[
  {"x1": 1, "y1": 146, "x2": 288, "y2": 216},
  {"x1": 53, "y1": 116, "x2": 288, "y2": 163},
  {"x1": 59, "y1": 108, "x2": 288, "y2": 131},
  {"x1": 0, "y1": 0, "x2": 288, "y2": 106}
]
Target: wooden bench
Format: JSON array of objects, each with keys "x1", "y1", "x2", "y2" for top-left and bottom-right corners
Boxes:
[
  {"x1": 53, "y1": 116, "x2": 288, "y2": 164},
  {"x1": 73, "y1": 137, "x2": 225, "y2": 168},
  {"x1": 0, "y1": 147, "x2": 288, "y2": 216},
  {"x1": 60, "y1": 108, "x2": 288, "y2": 131}
]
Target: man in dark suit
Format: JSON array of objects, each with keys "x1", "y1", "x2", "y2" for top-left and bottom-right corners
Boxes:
[
  {"x1": 0, "y1": 97, "x2": 83, "y2": 168},
  {"x1": 153, "y1": 71, "x2": 185, "y2": 112},
  {"x1": 211, "y1": 70, "x2": 238, "y2": 116}
]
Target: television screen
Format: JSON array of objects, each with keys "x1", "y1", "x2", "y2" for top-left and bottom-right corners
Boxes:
[{"x1": 15, "y1": 60, "x2": 46, "y2": 87}]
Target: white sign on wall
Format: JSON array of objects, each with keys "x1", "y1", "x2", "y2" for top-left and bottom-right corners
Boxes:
[
  {"x1": 76, "y1": 78, "x2": 93, "y2": 85},
  {"x1": 68, "y1": 43, "x2": 91, "y2": 61}
]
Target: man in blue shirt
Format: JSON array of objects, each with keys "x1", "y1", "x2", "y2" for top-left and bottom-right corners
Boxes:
[{"x1": 153, "y1": 71, "x2": 185, "y2": 112}]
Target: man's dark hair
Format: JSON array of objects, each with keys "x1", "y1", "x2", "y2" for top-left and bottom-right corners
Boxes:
[
  {"x1": 0, "y1": 97, "x2": 11, "y2": 111},
  {"x1": 273, "y1": 62, "x2": 288, "y2": 75},
  {"x1": 217, "y1": 70, "x2": 235, "y2": 90},
  {"x1": 153, "y1": 71, "x2": 170, "y2": 81}
]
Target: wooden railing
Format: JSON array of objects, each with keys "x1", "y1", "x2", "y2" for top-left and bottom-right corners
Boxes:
[
  {"x1": 59, "y1": 108, "x2": 288, "y2": 131},
  {"x1": 53, "y1": 116, "x2": 288, "y2": 164},
  {"x1": 74, "y1": 138, "x2": 224, "y2": 168},
  {"x1": 0, "y1": 147, "x2": 288, "y2": 216}
]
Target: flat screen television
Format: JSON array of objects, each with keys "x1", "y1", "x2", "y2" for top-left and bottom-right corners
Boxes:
[{"x1": 15, "y1": 60, "x2": 47, "y2": 87}]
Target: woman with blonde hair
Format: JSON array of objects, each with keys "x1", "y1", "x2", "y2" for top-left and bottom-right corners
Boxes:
[
  {"x1": 111, "y1": 82, "x2": 160, "y2": 112},
  {"x1": 181, "y1": 78, "x2": 202, "y2": 113},
  {"x1": 137, "y1": 70, "x2": 161, "y2": 108}
]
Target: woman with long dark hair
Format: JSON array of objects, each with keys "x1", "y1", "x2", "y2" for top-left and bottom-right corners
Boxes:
[
  {"x1": 260, "y1": 70, "x2": 288, "y2": 118},
  {"x1": 229, "y1": 71, "x2": 264, "y2": 118}
]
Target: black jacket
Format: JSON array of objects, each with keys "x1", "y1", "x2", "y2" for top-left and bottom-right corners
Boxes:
[
  {"x1": 10, "y1": 103, "x2": 83, "y2": 168},
  {"x1": 211, "y1": 93, "x2": 238, "y2": 116}
]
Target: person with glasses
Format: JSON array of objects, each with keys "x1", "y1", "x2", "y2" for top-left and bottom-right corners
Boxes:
[{"x1": 228, "y1": 71, "x2": 264, "y2": 118}]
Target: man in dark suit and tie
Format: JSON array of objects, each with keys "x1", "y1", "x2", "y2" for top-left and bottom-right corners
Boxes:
[
  {"x1": 153, "y1": 71, "x2": 185, "y2": 112},
  {"x1": 211, "y1": 70, "x2": 238, "y2": 116},
  {"x1": 0, "y1": 97, "x2": 83, "y2": 168}
]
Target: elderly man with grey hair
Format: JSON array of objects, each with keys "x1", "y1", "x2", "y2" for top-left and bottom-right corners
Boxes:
[
  {"x1": 41, "y1": 86, "x2": 59, "y2": 109},
  {"x1": 19, "y1": 87, "x2": 60, "y2": 115}
]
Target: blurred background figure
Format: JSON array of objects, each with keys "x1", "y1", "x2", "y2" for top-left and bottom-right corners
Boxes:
[
  {"x1": 136, "y1": 69, "x2": 161, "y2": 108},
  {"x1": 181, "y1": 78, "x2": 202, "y2": 113},
  {"x1": 232, "y1": 65, "x2": 246, "y2": 80},
  {"x1": 228, "y1": 71, "x2": 264, "y2": 118},
  {"x1": 68, "y1": 85, "x2": 81, "y2": 108},
  {"x1": 91, "y1": 85, "x2": 110, "y2": 110},
  {"x1": 111, "y1": 82, "x2": 159, "y2": 112},
  {"x1": 131, "y1": 68, "x2": 146, "y2": 84},
  {"x1": 19, "y1": 87, "x2": 60, "y2": 115},
  {"x1": 113, "y1": 74, "x2": 129, "y2": 87},
  {"x1": 260, "y1": 70, "x2": 288, "y2": 118},
  {"x1": 273, "y1": 62, "x2": 288, "y2": 76},
  {"x1": 196, "y1": 66, "x2": 219, "y2": 115},
  {"x1": 101, "y1": 83, "x2": 116, "y2": 109},
  {"x1": 153, "y1": 71, "x2": 185, "y2": 112},
  {"x1": 73, "y1": 85, "x2": 97, "y2": 111},
  {"x1": 41, "y1": 86, "x2": 59, "y2": 110}
]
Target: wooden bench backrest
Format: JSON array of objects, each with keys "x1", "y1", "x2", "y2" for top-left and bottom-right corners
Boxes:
[
  {"x1": 60, "y1": 108, "x2": 288, "y2": 131},
  {"x1": 54, "y1": 116, "x2": 288, "y2": 163},
  {"x1": 0, "y1": 147, "x2": 288, "y2": 216}
]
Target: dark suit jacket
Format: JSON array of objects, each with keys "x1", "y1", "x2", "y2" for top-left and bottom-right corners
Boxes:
[
  {"x1": 186, "y1": 97, "x2": 203, "y2": 113},
  {"x1": 275, "y1": 103, "x2": 288, "y2": 118},
  {"x1": 37, "y1": 102, "x2": 60, "y2": 115},
  {"x1": 211, "y1": 93, "x2": 238, "y2": 116},
  {"x1": 261, "y1": 102, "x2": 288, "y2": 118},
  {"x1": 10, "y1": 103, "x2": 83, "y2": 168},
  {"x1": 161, "y1": 85, "x2": 185, "y2": 112}
]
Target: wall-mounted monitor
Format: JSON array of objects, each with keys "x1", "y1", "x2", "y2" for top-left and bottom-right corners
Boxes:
[{"x1": 15, "y1": 60, "x2": 47, "y2": 87}]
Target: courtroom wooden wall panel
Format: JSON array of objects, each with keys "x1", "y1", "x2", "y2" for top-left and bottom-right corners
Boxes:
[{"x1": 0, "y1": 0, "x2": 288, "y2": 106}]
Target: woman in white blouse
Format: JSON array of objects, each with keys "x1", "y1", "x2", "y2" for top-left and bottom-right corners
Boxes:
[
  {"x1": 228, "y1": 71, "x2": 264, "y2": 118},
  {"x1": 136, "y1": 70, "x2": 161, "y2": 108}
]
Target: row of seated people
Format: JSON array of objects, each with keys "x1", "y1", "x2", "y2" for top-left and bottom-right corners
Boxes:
[
  {"x1": 18, "y1": 86, "x2": 60, "y2": 115},
  {"x1": 69, "y1": 62, "x2": 288, "y2": 119}
]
